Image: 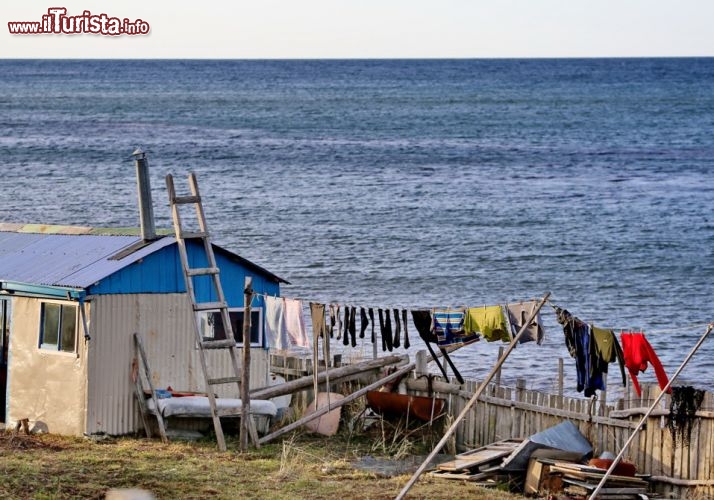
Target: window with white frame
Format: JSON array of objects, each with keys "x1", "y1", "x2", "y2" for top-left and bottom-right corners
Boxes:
[
  {"x1": 197, "y1": 307, "x2": 263, "y2": 347},
  {"x1": 39, "y1": 302, "x2": 77, "y2": 353}
]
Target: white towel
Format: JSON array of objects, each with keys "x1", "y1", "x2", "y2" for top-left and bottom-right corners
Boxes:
[{"x1": 265, "y1": 296, "x2": 289, "y2": 350}]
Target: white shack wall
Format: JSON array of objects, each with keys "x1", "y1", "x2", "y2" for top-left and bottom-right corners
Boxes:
[
  {"x1": 86, "y1": 293, "x2": 270, "y2": 436},
  {"x1": 7, "y1": 297, "x2": 88, "y2": 436}
]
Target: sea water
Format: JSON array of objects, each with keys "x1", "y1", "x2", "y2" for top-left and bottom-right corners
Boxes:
[{"x1": 1, "y1": 58, "x2": 713, "y2": 397}]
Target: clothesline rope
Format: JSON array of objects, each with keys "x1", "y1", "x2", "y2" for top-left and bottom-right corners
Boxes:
[
  {"x1": 251, "y1": 290, "x2": 543, "y2": 313},
  {"x1": 547, "y1": 300, "x2": 711, "y2": 336}
]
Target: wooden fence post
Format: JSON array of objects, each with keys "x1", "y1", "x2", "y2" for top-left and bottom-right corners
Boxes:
[{"x1": 240, "y1": 277, "x2": 253, "y2": 452}]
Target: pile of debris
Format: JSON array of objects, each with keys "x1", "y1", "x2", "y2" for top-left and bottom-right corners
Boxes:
[
  {"x1": 547, "y1": 461, "x2": 649, "y2": 498},
  {"x1": 429, "y1": 438, "x2": 521, "y2": 484},
  {"x1": 429, "y1": 421, "x2": 652, "y2": 499}
]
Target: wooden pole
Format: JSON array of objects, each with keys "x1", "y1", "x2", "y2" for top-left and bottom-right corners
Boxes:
[
  {"x1": 495, "y1": 346, "x2": 504, "y2": 387},
  {"x1": 240, "y1": 277, "x2": 253, "y2": 452},
  {"x1": 588, "y1": 323, "x2": 714, "y2": 500},
  {"x1": 259, "y1": 361, "x2": 416, "y2": 445},
  {"x1": 396, "y1": 292, "x2": 551, "y2": 500},
  {"x1": 250, "y1": 354, "x2": 406, "y2": 400}
]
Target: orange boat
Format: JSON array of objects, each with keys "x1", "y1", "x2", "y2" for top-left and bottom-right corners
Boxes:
[{"x1": 366, "y1": 390, "x2": 445, "y2": 422}]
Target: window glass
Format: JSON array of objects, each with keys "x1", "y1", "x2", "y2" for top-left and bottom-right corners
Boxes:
[
  {"x1": 42, "y1": 303, "x2": 60, "y2": 347},
  {"x1": 199, "y1": 309, "x2": 262, "y2": 345},
  {"x1": 60, "y1": 306, "x2": 77, "y2": 352}
]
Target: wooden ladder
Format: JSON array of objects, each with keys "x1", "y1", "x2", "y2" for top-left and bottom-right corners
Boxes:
[{"x1": 166, "y1": 172, "x2": 252, "y2": 451}]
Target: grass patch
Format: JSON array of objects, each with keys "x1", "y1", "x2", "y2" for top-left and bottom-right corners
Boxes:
[{"x1": 0, "y1": 425, "x2": 523, "y2": 499}]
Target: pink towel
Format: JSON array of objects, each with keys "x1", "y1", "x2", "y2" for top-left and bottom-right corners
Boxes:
[{"x1": 284, "y1": 298, "x2": 309, "y2": 348}]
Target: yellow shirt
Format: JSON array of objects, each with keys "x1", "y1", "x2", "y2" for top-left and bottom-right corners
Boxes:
[{"x1": 465, "y1": 306, "x2": 510, "y2": 342}]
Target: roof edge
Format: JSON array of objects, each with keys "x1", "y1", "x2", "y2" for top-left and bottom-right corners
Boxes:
[{"x1": 0, "y1": 223, "x2": 173, "y2": 237}]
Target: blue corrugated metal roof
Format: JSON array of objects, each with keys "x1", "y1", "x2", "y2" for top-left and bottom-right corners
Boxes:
[
  {"x1": 0, "y1": 226, "x2": 286, "y2": 290},
  {"x1": 0, "y1": 230, "x2": 174, "y2": 288}
]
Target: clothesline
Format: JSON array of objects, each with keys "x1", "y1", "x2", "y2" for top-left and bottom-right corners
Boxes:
[
  {"x1": 250, "y1": 290, "x2": 544, "y2": 313},
  {"x1": 547, "y1": 300, "x2": 711, "y2": 336},
  {"x1": 252, "y1": 293, "x2": 709, "y2": 339}
]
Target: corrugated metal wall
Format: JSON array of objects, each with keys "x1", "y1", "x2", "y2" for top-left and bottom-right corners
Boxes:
[{"x1": 86, "y1": 293, "x2": 270, "y2": 435}]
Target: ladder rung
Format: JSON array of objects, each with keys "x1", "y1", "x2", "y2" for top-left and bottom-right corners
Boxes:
[
  {"x1": 200, "y1": 339, "x2": 237, "y2": 349},
  {"x1": 207, "y1": 376, "x2": 242, "y2": 385},
  {"x1": 179, "y1": 230, "x2": 208, "y2": 240},
  {"x1": 193, "y1": 301, "x2": 227, "y2": 312},
  {"x1": 187, "y1": 267, "x2": 219, "y2": 277},
  {"x1": 215, "y1": 408, "x2": 243, "y2": 418},
  {"x1": 171, "y1": 195, "x2": 201, "y2": 205}
]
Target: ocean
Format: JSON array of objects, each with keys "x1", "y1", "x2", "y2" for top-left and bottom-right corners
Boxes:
[{"x1": 1, "y1": 58, "x2": 713, "y2": 399}]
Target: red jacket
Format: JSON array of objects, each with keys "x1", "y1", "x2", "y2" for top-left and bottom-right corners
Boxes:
[{"x1": 620, "y1": 332, "x2": 671, "y2": 397}]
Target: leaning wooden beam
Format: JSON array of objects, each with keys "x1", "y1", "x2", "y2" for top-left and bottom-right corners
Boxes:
[
  {"x1": 396, "y1": 292, "x2": 551, "y2": 500},
  {"x1": 259, "y1": 361, "x2": 416, "y2": 445},
  {"x1": 405, "y1": 378, "x2": 638, "y2": 429},
  {"x1": 250, "y1": 354, "x2": 407, "y2": 400},
  {"x1": 649, "y1": 476, "x2": 714, "y2": 487},
  {"x1": 610, "y1": 407, "x2": 714, "y2": 419},
  {"x1": 588, "y1": 322, "x2": 714, "y2": 500},
  {"x1": 133, "y1": 332, "x2": 168, "y2": 443}
]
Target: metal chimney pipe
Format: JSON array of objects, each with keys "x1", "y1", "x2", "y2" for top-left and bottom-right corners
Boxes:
[{"x1": 132, "y1": 148, "x2": 157, "y2": 241}]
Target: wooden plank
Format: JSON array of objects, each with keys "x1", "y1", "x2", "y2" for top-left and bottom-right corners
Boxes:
[
  {"x1": 561, "y1": 477, "x2": 647, "y2": 494},
  {"x1": 651, "y1": 414, "x2": 663, "y2": 477},
  {"x1": 610, "y1": 407, "x2": 714, "y2": 418},
  {"x1": 688, "y1": 419, "x2": 699, "y2": 479},
  {"x1": 253, "y1": 354, "x2": 405, "y2": 399},
  {"x1": 703, "y1": 403, "x2": 713, "y2": 487},
  {"x1": 133, "y1": 333, "x2": 168, "y2": 444},
  {"x1": 437, "y1": 450, "x2": 512, "y2": 472},
  {"x1": 549, "y1": 464, "x2": 648, "y2": 486},
  {"x1": 637, "y1": 418, "x2": 647, "y2": 475},
  {"x1": 662, "y1": 408, "x2": 674, "y2": 478},
  {"x1": 428, "y1": 469, "x2": 497, "y2": 482}
]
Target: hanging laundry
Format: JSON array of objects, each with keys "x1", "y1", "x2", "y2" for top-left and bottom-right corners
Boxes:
[
  {"x1": 412, "y1": 309, "x2": 437, "y2": 343},
  {"x1": 620, "y1": 332, "x2": 671, "y2": 397},
  {"x1": 433, "y1": 307, "x2": 479, "y2": 349},
  {"x1": 384, "y1": 309, "x2": 394, "y2": 352},
  {"x1": 349, "y1": 306, "x2": 357, "y2": 347},
  {"x1": 464, "y1": 305, "x2": 510, "y2": 342},
  {"x1": 343, "y1": 306, "x2": 350, "y2": 346},
  {"x1": 412, "y1": 309, "x2": 465, "y2": 384},
  {"x1": 309, "y1": 303, "x2": 326, "y2": 339},
  {"x1": 378, "y1": 309, "x2": 387, "y2": 351},
  {"x1": 309, "y1": 303, "x2": 323, "y2": 400},
  {"x1": 506, "y1": 301, "x2": 545, "y2": 344},
  {"x1": 556, "y1": 307, "x2": 578, "y2": 358},
  {"x1": 328, "y1": 304, "x2": 337, "y2": 338},
  {"x1": 590, "y1": 326, "x2": 626, "y2": 387},
  {"x1": 401, "y1": 309, "x2": 410, "y2": 349},
  {"x1": 392, "y1": 308, "x2": 401, "y2": 348},
  {"x1": 555, "y1": 307, "x2": 604, "y2": 397},
  {"x1": 264, "y1": 296, "x2": 289, "y2": 350},
  {"x1": 284, "y1": 298, "x2": 309, "y2": 348},
  {"x1": 334, "y1": 304, "x2": 342, "y2": 340},
  {"x1": 359, "y1": 307, "x2": 369, "y2": 339},
  {"x1": 368, "y1": 308, "x2": 375, "y2": 344}
]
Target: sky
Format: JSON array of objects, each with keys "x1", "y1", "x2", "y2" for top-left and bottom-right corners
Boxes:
[{"x1": 2, "y1": 0, "x2": 714, "y2": 59}]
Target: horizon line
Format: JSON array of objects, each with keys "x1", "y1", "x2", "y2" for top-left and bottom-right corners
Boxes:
[{"x1": 1, "y1": 55, "x2": 713, "y2": 61}]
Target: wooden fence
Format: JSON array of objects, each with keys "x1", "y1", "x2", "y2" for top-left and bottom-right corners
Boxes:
[
  {"x1": 406, "y1": 372, "x2": 714, "y2": 498},
  {"x1": 270, "y1": 350, "x2": 713, "y2": 497}
]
